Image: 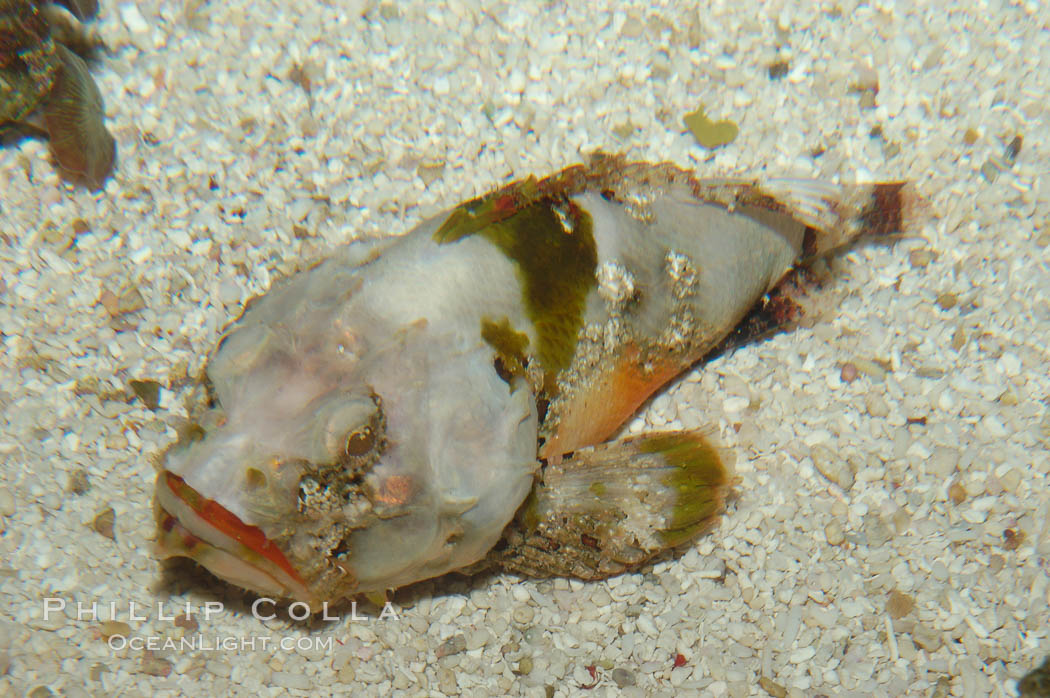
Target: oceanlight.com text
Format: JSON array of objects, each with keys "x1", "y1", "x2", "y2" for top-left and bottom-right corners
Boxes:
[{"x1": 107, "y1": 633, "x2": 335, "y2": 653}]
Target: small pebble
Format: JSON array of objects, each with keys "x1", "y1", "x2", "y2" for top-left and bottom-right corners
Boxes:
[
  {"x1": 42, "y1": 224, "x2": 75, "y2": 250},
  {"x1": 981, "y1": 159, "x2": 1001, "y2": 182},
  {"x1": 812, "y1": 447, "x2": 855, "y2": 490},
  {"x1": 854, "y1": 357, "x2": 889, "y2": 381},
  {"x1": 466, "y1": 628, "x2": 489, "y2": 651},
  {"x1": 891, "y1": 509, "x2": 911, "y2": 534},
  {"x1": 840, "y1": 362, "x2": 859, "y2": 383},
  {"x1": 998, "y1": 352, "x2": 1021, "y2": 377},
  {"x1": 612, "y1": 667, "x2": 636, "y2": 687},
  {"x1": 789, "y1": 646, "x2": 816, "y2": 663},
  {"x1": 824, "y1": 520, "x2": 845, "y2": 546},
  {"x1": 100, "y1": 620, "x2": 131, "y2": 639},
  {"x1": 1002, "y1": 529, "x2": 1026, "y2": 551},
  {"x1": 619, "y1": 14, "x2": 644, "y2": 38},
  {"x1": 435, "y1": 635, "x2": 466, "y2": 659},
  {"x1": 120, "y1": 3, "x2": 150, "y2": 33},
  {"x1": 73, "y1": 376, "x2": 100, "y2": 396},
  {"x1": 864, "y1": 513, "x2": 893, "y2": 546},
  {"x1": 767, "y1": 60, "x2": 790, "y2": 79},
  {"x1": 129, "y1": 379, "x2": 162, "y2": 410},
  {"x1": 205, "y1": 660, "x2": 231, "y2": 678},
  {"x1": 139, "y1": 651, "x2": 173, "y2": 677},
  {"x1": 866, "y1": 393, "x2": 890, "y2": 417},
  {"x1": 101, "y1": 287, "x2": 145, "y2": 316},
  {"x1": 1004, "y1": 134, "x2": 1023, "y2": 163},
  {"x1": 271, "y1": 671, "x2": 311, "y2": 690},
  {"x1": 1000, "y1": 468, "x2": 1021, "y2": 493},
  {"x1": 218, "y1": 279, "x2": 242, "y2": 305},
  {"x1": 0, "y1": 488, "x2": 15, "y2": 517},
  {"x1": 758, "y1": 676, "x2": 787, "y2": 698},
  {"x1": 912, "y1": 624, "x2": 943, "y2": 652},
  {"x1": 886, "y1": 590, "x2": 915, "y2": 619},
  {"x1": 92, "y1": 507, "x2": 116, "y2": 540},
  {"x1": 852, "y1": 63, "x2": 879, "y2": 92},
  {"x1": 636, "y1": 615, "x2": 658, "y2": 637},
  {"x1": 67, "y1": 469, "x2": 91, "y2": 495},
  {"x1": 1035, "y1": 222, "x2": 1050, "y2": 247},
  {"x1": 909, "y1": 249, "x2": 936, "y2": 268}
]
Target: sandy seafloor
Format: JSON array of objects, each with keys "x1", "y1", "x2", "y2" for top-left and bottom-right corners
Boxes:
[{"x1": 2, "y1": 1, "x2": 1049, "y2": 696}]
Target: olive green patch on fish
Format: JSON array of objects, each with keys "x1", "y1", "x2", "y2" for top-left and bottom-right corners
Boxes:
[
  {"x1": 516, "y1": 487, "x2": 542, "y2": 532},
  {"x1": 435, "y1": 176, "x2": 542, "y2": 241},
  {"x1": 480, "y1": 316, "x2": 530, "y2": 382},
  {"x1": 244, "y1": 467, "x2": 267, "y2": 490},
  {"x1": 438, "y1": 198, "x2": 598, "y2": 375},
  {"x1": 638, "y1": 433, "x2": 728, "y2": 546}
]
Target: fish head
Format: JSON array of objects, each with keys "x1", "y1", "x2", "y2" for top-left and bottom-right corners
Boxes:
[{"x1": 155, "y1": 267, "x2": 539, "y2": 604}]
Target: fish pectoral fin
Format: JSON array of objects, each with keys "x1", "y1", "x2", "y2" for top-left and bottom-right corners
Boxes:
[
  {"x1": 490, "y1": 430, "x2": 732, "y2": 580},
  {"x1": 539, "y1": 346, "x2": 684, "y2": 460}
]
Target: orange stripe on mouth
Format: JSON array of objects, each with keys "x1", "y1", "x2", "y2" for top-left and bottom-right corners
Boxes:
[{"x1": 163, "y1": 472, "x2": 305, "y2": 587}]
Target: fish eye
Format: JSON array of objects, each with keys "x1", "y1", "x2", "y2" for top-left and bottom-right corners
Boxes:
[
  {"x1": 321, "y1": 392, "x2": 385, "y2": 468},
  {"x1": 345, "y1": 426, "x2": 375, "y2": 457}
]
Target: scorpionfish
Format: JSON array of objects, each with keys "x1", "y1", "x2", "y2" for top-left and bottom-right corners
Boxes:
[{"x1": 155, "y1": 155, "x2": 913, "y2": 604}]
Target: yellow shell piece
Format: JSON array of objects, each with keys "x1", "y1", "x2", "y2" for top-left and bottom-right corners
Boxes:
[{"x1": 683, "y1": 106, "x2": 739, "y2": 149}]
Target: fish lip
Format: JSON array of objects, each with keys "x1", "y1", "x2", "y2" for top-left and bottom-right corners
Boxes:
[{"x1": 154, "y1": 470, "x2": 319, "y2": 604}]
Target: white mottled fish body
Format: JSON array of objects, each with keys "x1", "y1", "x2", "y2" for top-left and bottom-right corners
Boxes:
[{"x1": 155, "y1": 157, "x2": 912, "y2": 602}]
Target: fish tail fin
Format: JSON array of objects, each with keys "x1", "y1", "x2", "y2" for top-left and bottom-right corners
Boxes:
[{"x1": 759, "y1": 178, "x2": 922, "y2": 259}]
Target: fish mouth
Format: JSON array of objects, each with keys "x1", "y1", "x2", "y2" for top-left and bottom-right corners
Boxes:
[{"x1": 154, "y1": 471, "x2": 317, "y2": 604}]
